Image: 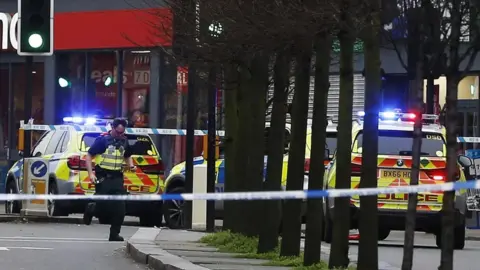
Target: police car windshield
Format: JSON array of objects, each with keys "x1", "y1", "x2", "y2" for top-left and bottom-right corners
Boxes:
[
  {"x1": 81, "y1": 133, "x2": 157, "y2": 156},
  {"x1": 354, "y1": 130, "x2": 444, "y2": 157}
]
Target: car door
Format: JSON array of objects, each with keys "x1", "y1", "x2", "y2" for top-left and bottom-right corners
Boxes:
[{"x1": 43, "y1": 131, "x2": 68, "y2": 180}]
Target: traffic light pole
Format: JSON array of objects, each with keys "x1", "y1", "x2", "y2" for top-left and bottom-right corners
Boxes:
[{"x1": 23, "y1": 56, "x2": 33, "y2": 158}]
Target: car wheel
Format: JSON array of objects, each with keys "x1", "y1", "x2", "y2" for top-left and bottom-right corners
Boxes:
[
  {"x1": 435, "y1": 225, "x2": 466, "y2": 250},
  {"x1": 5, "y1": 180, "x2": 21, "y2": 214},
  {"x1": 139, "y1": 202, "x2": 163, "y2": 227},
  {"x1": 163, "y1": 186, "x2": 186, "y2": 229},
  {"x1": 378, "y1": 228, "x2": 390, "y2": 241},
  {"x1": 48, "y1": 180, "x2": 66, "y2": 217}
]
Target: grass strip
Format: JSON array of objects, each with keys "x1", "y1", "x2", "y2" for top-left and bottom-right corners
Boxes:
[{"x1": 199, "y1": 230, "x2": 355, "y2": 269}]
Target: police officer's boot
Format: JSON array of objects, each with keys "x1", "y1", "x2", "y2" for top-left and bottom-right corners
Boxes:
[
  {"x1": 109, "y1": 234, "x2": 124, "y2": 242},
  {"x1": 83, "y1": 202, "x2": 96, "y2": 225},
  {"x1": 109, "y1": 222, "x2": 124, "y2": 242}
]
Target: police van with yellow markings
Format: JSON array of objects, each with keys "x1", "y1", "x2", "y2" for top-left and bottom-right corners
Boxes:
[
  {"x1": 4, "y1": 117, "x2": 165, "y2": 227},
  {"x1": 163, "y1": 119, "x2": 337, "y2": 229},
  {"x1": 323, "y1": 110, "x2": 470, "y2": 249}
]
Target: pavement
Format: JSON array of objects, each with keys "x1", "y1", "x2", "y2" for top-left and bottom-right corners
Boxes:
[{"x1": 126, "y1": 227, "x2": 480, "y2": 270}]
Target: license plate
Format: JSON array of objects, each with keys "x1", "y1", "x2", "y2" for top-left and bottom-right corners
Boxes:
[{"x1": 381, "y1": 170, "x2": 411, "y2": 179}]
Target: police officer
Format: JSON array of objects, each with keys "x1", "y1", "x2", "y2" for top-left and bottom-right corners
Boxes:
[{"x1": 83, "y1": 118, "x2": 135, "y2": 241}]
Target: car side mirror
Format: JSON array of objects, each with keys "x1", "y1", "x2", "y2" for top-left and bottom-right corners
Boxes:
[
  {"x1": 34, "y1": 152, "x2": 42, "y2": 157},
  {"x1": 458, "y1": 155, "x2": 473, "y2": 167}
]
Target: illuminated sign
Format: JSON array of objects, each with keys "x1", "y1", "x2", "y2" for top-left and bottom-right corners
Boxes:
[{"x1": 0, "y1": 12, "x2": 18, "y2": 50}]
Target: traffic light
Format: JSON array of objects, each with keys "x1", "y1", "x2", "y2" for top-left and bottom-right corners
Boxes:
[
  {"x1": 104, "y1": 76, "x2": 113, "y2": 87},
  {"x1": 18, "y1": 0, "x2": 54, "y2": 56}
]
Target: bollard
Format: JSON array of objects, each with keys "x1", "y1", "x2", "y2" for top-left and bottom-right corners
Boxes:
[
  {"x1": 192, "y1": 164, "x2": 207, "y2": 231},
  {"x1": 21, "y1": 158, "x2": 49, "y2": 217}
]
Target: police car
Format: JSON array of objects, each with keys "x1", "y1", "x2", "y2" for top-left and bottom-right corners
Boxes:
[
  {"x1": 163, "y1": 119, "x2": 337, "y2": 229},
  {"x1": 323, "y1": 111, "x2": 469, "y2": 249},
  {"x1": 4, "y1": 117, "x2": 165, "y2": 227}
]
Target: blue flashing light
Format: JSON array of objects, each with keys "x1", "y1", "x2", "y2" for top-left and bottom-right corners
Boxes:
[
  {"x1": 63, "y1": 116, "x2": 98, "y2": 125},
  {"x1": 380, "y1": 111, "x2": 396, "y2": 119},
  {"x1": 85, "y1": 117, "x2": 97, "y2": 125}
]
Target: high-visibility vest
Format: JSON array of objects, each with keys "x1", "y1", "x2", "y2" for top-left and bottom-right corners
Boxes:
[{"x1": 95, "y1": 136, "x2": 127, "y2": 171}]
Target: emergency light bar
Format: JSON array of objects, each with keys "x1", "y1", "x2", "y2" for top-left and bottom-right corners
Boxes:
[
  {"x1": 356, "y1": 111, "x2": 439, "y2": 122},
  {"x1": 63, "y1": 116, "x2": 113, "y2": 125}
]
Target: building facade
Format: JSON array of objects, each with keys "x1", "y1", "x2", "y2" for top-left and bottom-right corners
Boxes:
[{"x1": 0, "y1": 0, "x2": 209, "y2": 169}]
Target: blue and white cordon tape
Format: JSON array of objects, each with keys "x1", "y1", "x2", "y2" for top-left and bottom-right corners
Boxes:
[
  {"x1": 20, "y1": 121, "x2": 225, "y2": 137},
  {"x1": 19, "y1": 120, "x2": 480, "y2": 141},
  {"x1": 2, "y1": 179, "x2": 480, "y2": 201}
]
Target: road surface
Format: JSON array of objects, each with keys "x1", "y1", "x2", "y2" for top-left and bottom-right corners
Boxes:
[{"x1": 0, "y1": 222, "x2": 148, "y2": 270}]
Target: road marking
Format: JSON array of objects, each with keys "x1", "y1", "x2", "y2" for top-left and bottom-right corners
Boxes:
[
  {"x1": 0, "y1": 236, "x2": 108, "y2": 241},
  {"x1": 0, "y1": 239, "x2": 119, "y2": 244},
  {"x1": 0, "y1": 247, "x2": 54, "y2": 251}
]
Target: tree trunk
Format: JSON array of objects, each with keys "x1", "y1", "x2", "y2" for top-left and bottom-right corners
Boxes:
[
  {"x1": 329, "y1": 29, "x2": 354, "y2": 269},
  {"x1": 280, "y1": 40, "x2": 313, "y2": 257},
  {"x1": 258, "y1": 50, "x2": 291, "y2": 253},
  {"x1": 357, "y1": 0, "x2": 381, "y2": 267},
  {"x1": 440, "y1": 1, "x2": 462, "y2": 268},
  {"x1": 303, "y1": 33, "x2": 332, "y2": 266},
  {"x1": 242, "y1": 53, "x2": 270, "y2": 236},
  {"x1": 223, "y1": 64, "x2": 240, "y2": 231},
  {"x1": 401, "y1": 18, "x2": 424, "y2": 270},
  {"x1": 439, "y1": 75, "x2": 460, "y2": 270}
]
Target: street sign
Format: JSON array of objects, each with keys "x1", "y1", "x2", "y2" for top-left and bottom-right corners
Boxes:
[
  {"x1": 31, "y1": 160, "x2": 47, "y2": 178},
  {"x1": 21, "y1": 158, "x2": 49, "y2": 217}
]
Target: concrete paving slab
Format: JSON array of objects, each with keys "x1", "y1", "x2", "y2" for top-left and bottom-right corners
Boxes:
[
  {"x1": 162, "y1": 244, "x2": 218, "y2": 252},
  {"x1": 187, "y1": 256, "x2": 270, "y2": 266},
  {"x1": 168, "y1": 250, "x2": 236, "y2": 258},
  {"x1": 156, "y1": 229, "x2": 207, "y2": 242},
  {"x1": 148, "y1": 253, "x2": 210, "y2": 270}
]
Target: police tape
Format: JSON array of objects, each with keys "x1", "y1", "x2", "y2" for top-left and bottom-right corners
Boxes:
[
  {"x1": 20, "y1": 122, "x2": 226, "y2": 137},
  {"x1": 2, "y1": 179, "x2": 480, "y2": 201}
]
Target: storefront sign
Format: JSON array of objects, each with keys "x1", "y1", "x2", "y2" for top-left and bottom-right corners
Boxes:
[
  {"x1": 0, "y1": 12, "x2": 18, "y2": 50},
  {"x1": 177, "y1": 67, "x2": 188, "y2": 93}
]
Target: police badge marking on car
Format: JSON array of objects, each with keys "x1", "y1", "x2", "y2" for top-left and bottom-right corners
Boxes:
[{"x1": 397, "y1": 159, "x2": 404, "y2": 166}]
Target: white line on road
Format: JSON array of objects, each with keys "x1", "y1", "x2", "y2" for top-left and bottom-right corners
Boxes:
[
  {"x1": 0, "y1": 236, "x2": 108, "y2": 241},
  {"x1": 0, "y1": 239, "x2": 120, "y2": 244},
  {"x1": 0, "y1": 247, "x2": 54, "y2": 251}
]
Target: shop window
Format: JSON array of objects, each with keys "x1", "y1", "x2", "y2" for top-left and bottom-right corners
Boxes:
[
  {"x1": 55, "y1": 52, "x2": 86, "y2": 121},
  {"x1": 122, "y1": 51, "x2": 151, "y2": 127}
]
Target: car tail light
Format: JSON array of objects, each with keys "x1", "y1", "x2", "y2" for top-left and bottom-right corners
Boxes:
[
  {"x1": 424, "y1": 168, "x2": 460, "y2": 181},
  {"x1": 351, "y1": 163, "x2": 361, "y2": 176},
  {"x1": 304, "y1": 158, "x2": 310, "y2": 173},
  {"x1": 67, "y1": 155, "x2": 89, "y2": 170},
  {"x1": 139, "y1": 162, "x2": 165, "y2": 175}
]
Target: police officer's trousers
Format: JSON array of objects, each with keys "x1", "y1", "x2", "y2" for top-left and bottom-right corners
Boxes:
[{"x1": 95, "y1": 169, "x2": 126, "y2": 237}]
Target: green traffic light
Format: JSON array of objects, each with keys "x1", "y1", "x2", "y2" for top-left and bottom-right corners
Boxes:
[
  {"x1": 28, "y1": 33, "x2": 44, "y2": 49},
  {"x1": 58, "y1": 77, "x2": 70, "y2": 88},
  {"x1": 104, "y1": 76, "x2": 113, "y2": 86}
]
